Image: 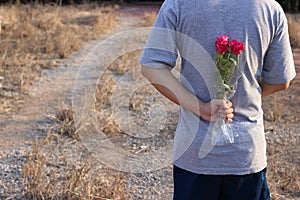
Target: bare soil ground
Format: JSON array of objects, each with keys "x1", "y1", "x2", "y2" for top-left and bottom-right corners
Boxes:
[{"x1": 0, "y1": 4, "x2": 299, "y2": 200}]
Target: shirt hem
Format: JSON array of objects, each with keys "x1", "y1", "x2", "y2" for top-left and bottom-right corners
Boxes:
[{"x1": 173, "y1": 162, "x2": 267, "y2": 175}]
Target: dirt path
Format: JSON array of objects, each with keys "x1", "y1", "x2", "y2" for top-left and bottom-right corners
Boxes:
[
  {"x1": 0, "y1": 5, "x2": 173, "y2": 199},
  {"x1": 0, "y1": 5, "x2": 160, "y2": 152}
]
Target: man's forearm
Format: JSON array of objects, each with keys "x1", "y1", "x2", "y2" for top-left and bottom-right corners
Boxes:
[
  {"x1": 259, "y1": 79, "x2": 290, "y2": 96},
  {"x1": 141, "y1": 65, "x2": 203, "y2": 117}
]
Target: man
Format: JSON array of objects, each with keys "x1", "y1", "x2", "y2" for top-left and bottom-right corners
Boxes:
[{"x1": 140, "y1": 0, "x2": 296, "y2": 199}]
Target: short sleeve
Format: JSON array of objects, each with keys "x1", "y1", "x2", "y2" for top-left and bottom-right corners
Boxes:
[
  {"x1": 140, "y1": 0, "x2": 179, "y2": 69},
  {"x1": 262, "y1": 11, "x2": 296, "y2": 84}
]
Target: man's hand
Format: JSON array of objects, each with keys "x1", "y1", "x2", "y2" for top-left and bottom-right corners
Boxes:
[
  {"x1": 141, "y1": 66, "x2": 234, "y2": 123},
  {"x1": 200, "y1": 99, "x2": 234, "y2": 123}
]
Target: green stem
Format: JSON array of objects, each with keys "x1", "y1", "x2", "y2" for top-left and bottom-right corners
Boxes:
[{"x1": 234, "y1": 54, "x2": 239, "y2": 77}]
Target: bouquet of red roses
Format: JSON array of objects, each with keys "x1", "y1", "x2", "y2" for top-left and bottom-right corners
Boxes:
[{"x1": 212, "y1": 34, "x2": 245, "y2": 145}]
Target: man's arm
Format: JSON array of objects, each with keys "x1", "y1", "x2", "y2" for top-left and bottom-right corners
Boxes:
[
  {"x1": 259, "y1": 78, "x2": 291, "y2": 96},
  {"x1": 141, "y1": 65, "x2": 234, "y2": 123}
]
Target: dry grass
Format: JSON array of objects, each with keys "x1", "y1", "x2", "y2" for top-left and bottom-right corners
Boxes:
[
  {"x1": 0, "y1": 4, "x2": 130, "y2": 199},
  {"x1": 99, "y1": 50, "x2": 142, "y2": 94},
  {"x1": 95, "y1": 49, "x2": 143, "y2": 135},
  {"x1": 96, "y1": 71, "x2": 117, "y2": 110},
  {"x1": 267, "y1": 139, "x2": 300, "y2": 199},
  {"x1": 287, "y1": 14, "x2": 300, "y2": 48},
  {"x1": 21, "y1": 104, "x2": 131, "y2": 199},
  {"x1": 48, "y1": 105, "x2": 77, "y2": 139},
  {"x1": 0, "y1": 4, "x2": 118, "y2": 98},
  {"x1": 22, "y1": 133, "x2": 130, "y2": 200},
  {"x1": 137, "y1": 12, "x2": 157, "y2": 27}
]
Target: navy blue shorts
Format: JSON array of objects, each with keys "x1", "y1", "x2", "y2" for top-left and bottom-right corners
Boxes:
[{"x1": 173, "y1": 165, "x2": 271, "y2": 200}]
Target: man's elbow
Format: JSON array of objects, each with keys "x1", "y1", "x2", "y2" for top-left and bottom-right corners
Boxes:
[
  {"x1": 280, "y1": 81, "x2": 290, "y2": 90},
  {"x1": 271, "y1": 81, "x2": 291, "y2": 95},
  {"x1": 261, "y1": 80, "x2": 292, "y2": 96}
]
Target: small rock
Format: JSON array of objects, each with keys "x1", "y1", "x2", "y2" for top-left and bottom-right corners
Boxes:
[{"x1": 140, "y1": 145, "x2": 148, "y2": 150}]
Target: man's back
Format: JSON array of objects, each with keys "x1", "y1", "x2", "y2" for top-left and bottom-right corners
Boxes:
[
  {"x1": 140, "y1": 0, "x2": 295, "y2": 175},
  {"x1": 173, "y1": 0, "x2": 293, "y2": 114}
]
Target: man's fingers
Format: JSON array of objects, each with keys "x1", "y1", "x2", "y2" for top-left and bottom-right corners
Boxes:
[
  {"x1": 226, "y1": 113, "x2": 234, "y2": 119},
  {"x1": 226, "y1": 100, "x2": 233, "y2": 108},
  {"x1": 218, "y1": 106, "x2": 234, "y2": 120},
  {"x1": 226, "y1": 118, "x2": 233, "y2": 123},
  {"x1": 203, "y1": 99, "x2": 234, "y2": 122},
  {"x1": 218, "y1": 108, "x2": 233, "y2": 115},
  {"x1": 218, "y1": 112, "x2": 234, "y2": 119}
]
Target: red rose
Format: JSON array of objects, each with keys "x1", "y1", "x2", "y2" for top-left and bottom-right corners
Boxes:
[
  {"x1": 229, "y1": 40, "x2": 245, "y2": 54},
  {"x1": 215, "y1": 35, "x2": 229, "y2": 54}
]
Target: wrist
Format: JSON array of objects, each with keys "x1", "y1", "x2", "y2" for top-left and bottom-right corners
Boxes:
[{"x1": 196, "y1": 98, "x2": 205, "y2": 117}]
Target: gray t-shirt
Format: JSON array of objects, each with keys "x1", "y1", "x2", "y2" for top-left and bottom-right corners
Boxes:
[{"x1": 140, "y1": 0, "x2": 296, "y2": 175}]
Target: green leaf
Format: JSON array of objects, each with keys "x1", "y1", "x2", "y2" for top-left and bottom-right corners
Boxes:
[{"x1": 229, "y1": 57, "x2": 237, "y2": 66}]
